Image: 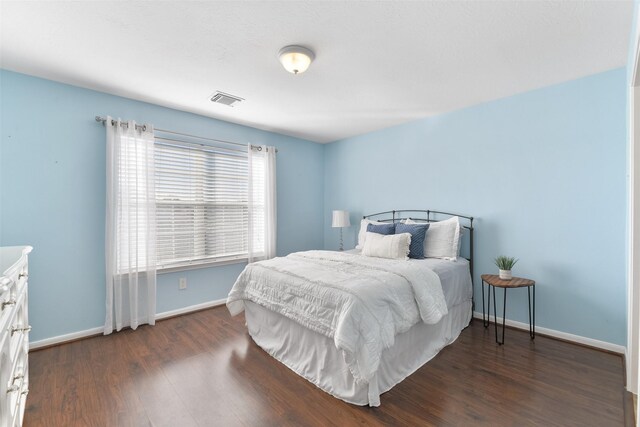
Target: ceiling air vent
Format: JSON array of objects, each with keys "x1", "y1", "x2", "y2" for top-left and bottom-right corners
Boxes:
[{"x1": 210, "y1": 91, "x2": 244, "y2": 107}]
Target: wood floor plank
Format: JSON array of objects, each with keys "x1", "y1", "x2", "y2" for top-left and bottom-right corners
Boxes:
[{"x1": 24, "y1": 306, "x2": 626, "y2": 426}]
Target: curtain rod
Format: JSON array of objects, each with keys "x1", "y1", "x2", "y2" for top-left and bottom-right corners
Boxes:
[{"x1": 94, "y1": 116, "x2": 277, "y2": 153}]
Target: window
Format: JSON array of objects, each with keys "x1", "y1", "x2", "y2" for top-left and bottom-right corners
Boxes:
[{"x1": 154, "y1": 140, "x2": 264, "y2": 269}]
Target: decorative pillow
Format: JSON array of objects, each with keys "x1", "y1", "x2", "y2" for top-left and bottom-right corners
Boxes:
[
  {"x1": 366, "y1": 222, "x2": 396, "y2": 235},
  {"x1": 456, "y1": 227, "x2": 465, "y2": 256},
  {"x1": 395, "y1": 223, "x2": 429, "y2": 259},
  {"x1": 356, "y1": 219, "x2": 386, "y2": 249},
  {"x1": 362, "y1": 232, "x2": 411, "y2": 260},
  {"x1": 421, "y1": 216, "x2": 461, "y2": 260}
]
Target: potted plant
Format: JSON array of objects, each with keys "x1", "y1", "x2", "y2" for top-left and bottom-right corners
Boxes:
[{"x1": 494, "y1": 256, "x2": 518, "y2": 280}]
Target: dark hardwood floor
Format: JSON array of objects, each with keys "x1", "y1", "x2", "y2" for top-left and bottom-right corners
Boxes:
[{"x1": 25, "y1": 306, "x2": 627, "y2": 426}]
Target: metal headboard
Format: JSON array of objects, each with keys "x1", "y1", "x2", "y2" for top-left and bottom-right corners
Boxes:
[{"x1": 363, "y1": 209, "x2": 475, "y2": 311}]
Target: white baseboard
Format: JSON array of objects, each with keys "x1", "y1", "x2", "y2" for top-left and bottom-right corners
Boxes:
[
  {"x1": 473, "y1": 311, "x2": 625, "y2": 355},
  {"x1": 29, "y1": 326, "x2": 105, "y2": 350},
  {"x1": 155, "y1": 298, "x2": 227, "y2": 321},
  {"x1": 29, "y1": 303, "x2": 626, "y2": 355},
  {"x1": 29, "y1": 298, "x2": 227, "y2": 350}
]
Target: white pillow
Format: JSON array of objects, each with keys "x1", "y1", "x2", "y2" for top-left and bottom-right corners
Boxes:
[
  {"x1": 362, "y1": 232, "x2": 411, "y2": 260},
  {"x1": 406, "y1": 216, "x2": 461, "y2": 260},
  {"x1": 356, "y1": 219, "x2": 386, "y2": 249}
]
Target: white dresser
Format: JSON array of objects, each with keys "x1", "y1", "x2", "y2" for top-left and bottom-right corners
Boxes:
[{"x1": 0, "y1": 246, "x2": 32, "y2": 427}]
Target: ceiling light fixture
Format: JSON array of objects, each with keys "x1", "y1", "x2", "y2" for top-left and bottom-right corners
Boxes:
[{"x1": 278, "y1": 45, "x2": 315, "y2": 75}]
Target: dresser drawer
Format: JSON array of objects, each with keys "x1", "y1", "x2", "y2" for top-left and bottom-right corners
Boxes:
[
  {"x1": 0, "y1": 277, "x2": 16, "y2": 307},
  {"x1": 0, "y1": 280, "x2": 24, "y2": 335},
  {"x1": 0, "y1": 246, "x2": 31, "y2": 427},
  {"x1": 1, "y1": 257, "x2": 27, "y2": 291},
  {"x1": 0, "y1": 316, "x2": 27, "y2": 427},
  {"x1": 0, "y1": 261, "x2": 27, "y2": 327},
  {"x1": 9, "y1": 296, "x2": 29, "y2": 365},
  {"x1": 6, "y1": 346, "x2": 28, "y2": 427}
]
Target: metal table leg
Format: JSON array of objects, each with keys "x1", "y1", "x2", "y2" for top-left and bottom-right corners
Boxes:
[
  {"x1": 482, "y1": 280, "x2": 490, "y2": 328},
  {"x1": 493, "y1": 286, "x2": 507, "y2": 345},
  {"x1": 528, "y1": 285, "x2": 535, "y2": 340}
]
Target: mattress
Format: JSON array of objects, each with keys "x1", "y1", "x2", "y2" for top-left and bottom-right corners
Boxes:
[
  {"x1": 243, "y1": 256, "x2": 473, "y2": 406},
  {"x1": 419, "y1": 257, "x2": 472, "y2": 308}
]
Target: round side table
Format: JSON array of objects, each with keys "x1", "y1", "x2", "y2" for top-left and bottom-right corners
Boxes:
[{"x1": 481, "y1": 274, "x2": 535, "y2": 345}]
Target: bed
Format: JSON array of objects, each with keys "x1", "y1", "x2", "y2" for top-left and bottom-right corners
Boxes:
[{"x1": 227, "y1": 210, "x2": 474, "y2": 407}]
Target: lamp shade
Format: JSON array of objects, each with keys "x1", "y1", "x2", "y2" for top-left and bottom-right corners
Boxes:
[{"x1": 332, "y1": 210, "x2": 351, "y2": 228}]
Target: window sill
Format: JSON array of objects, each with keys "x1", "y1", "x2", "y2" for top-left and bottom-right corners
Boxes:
[{"x1": 157, "y1": 256, "x2": 249, "y2": 274}]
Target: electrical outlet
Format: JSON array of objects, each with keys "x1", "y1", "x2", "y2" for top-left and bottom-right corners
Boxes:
[{"x1": 179, "y1": 278, "x2": 187, "y2": 290}]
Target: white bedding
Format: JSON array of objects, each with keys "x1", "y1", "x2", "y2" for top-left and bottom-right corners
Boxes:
[
  {"x1": 226, "y1": 250, "x2": 448, "y2": 384},
  {"x1": 245, "y1": 299, "x2": 471, "y2": 406},
  {"x1": 346, "y1": 249, "x2": 472, "y2": 308}
]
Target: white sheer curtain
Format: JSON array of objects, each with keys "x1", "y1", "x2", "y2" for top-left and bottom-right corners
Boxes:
[
  {"x1": 247, "y1": 145, "x2": 277, "y2": 263},
  {"x1": 104, "y1": 116, "x2": 157, "y2": 335}
]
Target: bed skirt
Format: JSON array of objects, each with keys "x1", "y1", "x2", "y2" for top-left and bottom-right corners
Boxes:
[{"x1": 244, "y1": 299, "x2": 472, "y2": 406}]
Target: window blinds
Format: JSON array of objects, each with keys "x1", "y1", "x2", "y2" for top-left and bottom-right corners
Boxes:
[{"x1": 154, "y1": 140, "x2": 259, "y2": 269}]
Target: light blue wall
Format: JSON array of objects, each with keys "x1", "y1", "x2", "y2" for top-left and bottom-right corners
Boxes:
[
  {"x1": 0, "y1": 70, "x2": 325, "y2": 342},
  {"x1": 324, "y1": 68, "x2": 627, "y2": 345}
]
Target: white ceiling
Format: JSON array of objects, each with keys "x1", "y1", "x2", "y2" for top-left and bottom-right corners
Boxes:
[{"x1": 0, "y1": 1, "x2": 633, "y2": 143}]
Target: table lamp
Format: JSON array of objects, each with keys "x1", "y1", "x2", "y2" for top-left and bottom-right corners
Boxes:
[{"x1": 332, "y1": 210, "x2": 351, "y2": 251}]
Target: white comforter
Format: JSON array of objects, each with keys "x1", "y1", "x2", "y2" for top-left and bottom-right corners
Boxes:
[{"x1": 226, "y1": 250, "x2": 448, "y2": 384}]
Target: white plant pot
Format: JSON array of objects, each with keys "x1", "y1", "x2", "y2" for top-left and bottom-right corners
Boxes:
[{"x1": 499, "y1": 269, "x2": 512, "y2": 280}]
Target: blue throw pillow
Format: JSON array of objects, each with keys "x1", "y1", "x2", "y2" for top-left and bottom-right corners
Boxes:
[
  {"x1": 366, "y1": 223, "x2": 396, "y2": 235},
  {"x1": 395, "y1": 223, "x2": 429, "y2": 259}
]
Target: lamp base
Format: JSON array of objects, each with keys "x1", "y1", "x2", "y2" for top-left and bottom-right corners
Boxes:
[{"x1": 339, "y1": 228, "x2": 344, "y2": 251}]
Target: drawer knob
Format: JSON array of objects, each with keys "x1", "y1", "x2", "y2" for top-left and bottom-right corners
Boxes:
[
  {"x1": 12, "y1": 374, "x2": 24, "y2": 384},
  {"x1": 6, "y1": 384, "x2": 19, "y2": 394},
  {"x1": 1, "y1": 299, "x2": 16, "y2": 309},
  {"x1": 18, "y1": 273, "x2": 28, "y2": 279},
  {"x1": 20, "y1": 389, "x2": 29, "y2": 396},
  {"x1": 10, "y1": 325, "x2": 31, "y2": 336},
  {"x1": 0, "y1": 277, "x2": 12, "y2": 293}
]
